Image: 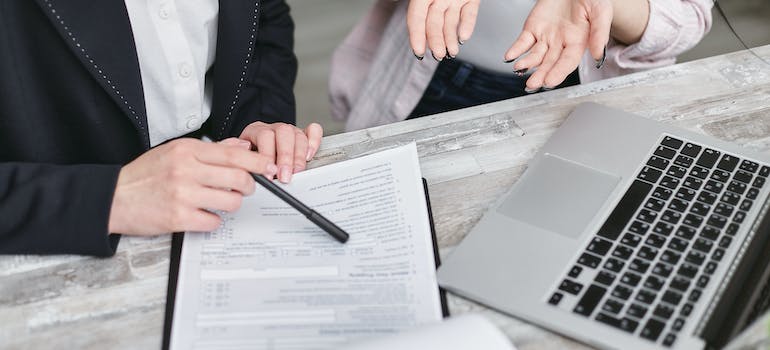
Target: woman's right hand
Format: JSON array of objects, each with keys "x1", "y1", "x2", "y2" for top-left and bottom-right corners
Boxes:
[
  {"x1": 407, "y1": 0, "x2": 481, "y2": 61},
  {"x1": 108, "y1": 138, "x2": 277, "y2": 236}
]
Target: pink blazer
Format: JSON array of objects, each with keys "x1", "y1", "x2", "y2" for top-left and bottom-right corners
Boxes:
[{"x1": 329, "y1": 0, "x2": 713, "y2": 131}]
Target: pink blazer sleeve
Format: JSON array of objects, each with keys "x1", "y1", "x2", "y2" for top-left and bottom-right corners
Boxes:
[{"x1": 580, "y1": 0, "x2": 713, "y2": 82}]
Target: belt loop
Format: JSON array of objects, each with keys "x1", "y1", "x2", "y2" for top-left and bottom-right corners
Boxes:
[{"x1": 451, "y1": 62, "x2": 474, "y2": 88}]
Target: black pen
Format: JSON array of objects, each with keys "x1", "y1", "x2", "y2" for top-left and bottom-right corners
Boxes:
[
  {"x1": 249, "y1": 172, "x2": 349, "y2": 243},
  {"x1": 202, "y1": 136, "x2": 348, "y2": 243}
]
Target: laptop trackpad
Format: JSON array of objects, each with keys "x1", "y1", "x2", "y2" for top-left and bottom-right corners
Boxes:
[{"x1": 497, "y1": 154, "x2": 620, "y2": 238}]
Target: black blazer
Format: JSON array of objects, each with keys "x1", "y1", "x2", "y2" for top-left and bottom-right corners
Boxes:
[{"x1": 0, "y1": 0, "x2": 297, "y2": 256}]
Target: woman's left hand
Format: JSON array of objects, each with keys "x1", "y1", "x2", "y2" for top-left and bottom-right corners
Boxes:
[
  {"x1": 504, "y1": 0, "x2": 613, "y2": 91},
  {"x1": 407, "y1": 0, "x2": 481, "y2": 61}
]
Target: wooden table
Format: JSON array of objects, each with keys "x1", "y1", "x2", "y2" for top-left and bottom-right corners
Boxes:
[{"x1": 3, "y1": 46, "x2": 770, "y2": 350}]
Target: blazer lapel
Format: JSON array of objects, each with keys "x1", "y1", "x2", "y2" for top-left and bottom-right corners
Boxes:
[
  {"x1": 34, "y1": 0, "x2": 150, "y2": 148},
  {"x1": 211, "y1": 0, "x2": 260, "y2": 139}
]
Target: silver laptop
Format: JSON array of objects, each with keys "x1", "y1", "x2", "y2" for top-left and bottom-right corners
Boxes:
[{"x1": 438, "y1": 103, "x2": 770, "y2": 349}]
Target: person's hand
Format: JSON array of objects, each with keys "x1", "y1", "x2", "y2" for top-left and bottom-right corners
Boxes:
[
  {"x1": 108, "y1": 138, "x2": 277, "y2": 236},
  {"x1": 504, "y1": 0, "x2": 612, "y2": 91},
  {"x1": 407, "y1": 0, "x2": 480, "y2": 61},
  {"x1": 238, "y1": 122, "x2": 323, "y2": 183}
]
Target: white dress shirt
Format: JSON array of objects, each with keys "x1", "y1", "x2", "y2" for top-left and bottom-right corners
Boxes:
[{"x1": 124, "y1": 0, "x2": 219, "y2": 146}]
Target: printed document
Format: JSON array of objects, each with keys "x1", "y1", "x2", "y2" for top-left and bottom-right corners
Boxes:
[{"x1": 170, "y1": 143, "x2": 443, "y2": 350}]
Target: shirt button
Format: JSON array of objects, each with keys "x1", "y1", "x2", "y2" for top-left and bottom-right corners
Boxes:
[
  {"x1": 158, "y1": 4, "x2": 171, "y2": 19},
  {"x1": 186, "y1": 116, "x2": 199, "y2": 130},
  {"x1": 178, "y1": 63, "x2": 192, "y2": 78}
]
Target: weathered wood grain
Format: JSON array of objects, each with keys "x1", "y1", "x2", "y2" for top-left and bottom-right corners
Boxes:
[{"x1": 1, "y1": 46, "x2": 769, "y2": 349}]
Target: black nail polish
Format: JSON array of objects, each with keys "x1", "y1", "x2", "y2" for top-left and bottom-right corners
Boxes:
[
  {"x1": 446, "y1": 50, "x2": 456, "y2": 60},
  {"x1": 595, "y1": 46, "x2": 607, "y2": 69},
  {"x1": 513, "y1": 68, "x2": 528, "y2": 76},
  {"x1": 431, "y1": 52, "x2": 443, "y2": 62},
  {"x1": 414, "y1": 52, "x2": 424, "y2": 61},
  {"x1": 459, "y1": 40, "x2": 465, "y2": 45}
]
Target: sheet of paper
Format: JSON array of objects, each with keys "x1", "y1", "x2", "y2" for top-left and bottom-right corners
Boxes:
[
  {"x1": 340, "y1": 314, "x2": 517, "y2": 350},
  {"x1": 170, "y1": 143, "x2": 443, "y2": 350}
]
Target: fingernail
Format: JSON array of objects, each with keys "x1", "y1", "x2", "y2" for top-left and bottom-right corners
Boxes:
[
  {"x1": 524, "y1": 87, "x2": 540, "y2": 94},
  {"x1": 431, "y1": 52, "x2": 443, "y2": 62},
  {"x1": 266, "y1": 163, "x2": 278, "y2": 177},
  {"x1": 413, "y1": 52, "x2": 424, "y2": 61},
  {"x1": 595, "y1": 46, "x2": 607, "y2": 69},
  {"x1": 542, "y1": 86, "x2": 554, "y2": 91},
  {"x1": 446, "y1": 50, "x2": 456, "y2": 60},
  {"x1": 279, "y1": 165, "x2": 292, "y2": 183},
  {"x1": 306, "y1": 147, "x2": 315, "y2": 161},
  {"x1": 458, "y1": 40, "x2": 465, "y2": 45},
  {"x1": 504, "y1": 55, "x2": 520, "y2": 64},
  {"x1": 513, "y1": 68, "x2": 528, "y2": 77}
]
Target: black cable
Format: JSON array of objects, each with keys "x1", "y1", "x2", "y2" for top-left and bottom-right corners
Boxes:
[{"x1": 713, "y1": 0, "x2": 770, "y2": 66}]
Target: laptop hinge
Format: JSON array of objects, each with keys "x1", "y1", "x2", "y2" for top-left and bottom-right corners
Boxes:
[{"x1": 696, "y1": 191, "x2": 770, "y2": 349}]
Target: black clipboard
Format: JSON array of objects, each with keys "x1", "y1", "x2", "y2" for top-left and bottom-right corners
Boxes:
[{"x1": 162, "y1": 178, "x2": 449, "y2": 349}]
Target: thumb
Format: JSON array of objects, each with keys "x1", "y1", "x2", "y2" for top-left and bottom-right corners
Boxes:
[{"x1": 586, "y1": 0, "x2": 613, "y2": 65}]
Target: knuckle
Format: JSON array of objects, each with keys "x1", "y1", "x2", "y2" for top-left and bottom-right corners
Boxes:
[{"x1": 276, "y1": 124, "x2": 295, "y2": 135}]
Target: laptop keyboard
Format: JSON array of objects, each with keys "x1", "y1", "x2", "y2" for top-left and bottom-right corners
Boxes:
[{"x1": 547, "y1": 135, "x2": 768, "y2": 347}]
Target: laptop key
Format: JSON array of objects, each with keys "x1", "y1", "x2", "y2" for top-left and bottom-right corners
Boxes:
[
  {"x1": 662, "y1": 290, "x2": 683, "y2": 305},
  {"x1": 722, "y1": 191, "x2": 740, "y2": 205},
  {"x1": 704, "y1": 180, "x2": 725, "y2": 194},
  {"x1": 683, "y1": 214, "x2": 704, "y2": 228},
  {"x1": 681, "y1": 303, "x2": 694, "y2": 317},
  {"x1": 714, "y1": 202, "x2": 734, "y2": 217},
  {"x1": 644, "y1": 275, "x2": 665, "y2": 291},
  {"x1": 734, "y1": 211, "x2": 746, "y2": 224},
  {"x1": 667, "y1": 165, "x2": 687, "y2": 179},
  {"x1": 647, "y1": 156, "x2": 670, "y2": 170},
  {"x1": 654, "y1": 303, "x2": 675, "y2": 320},
  {"x1": 595, "y1": 270, "x2": 616, "y2": 286},
  {"x1": 704, "y1": 261, "x2": 718, "y2": 275},
  {"x1": 698, "y1": 191, "x2": 718, "y2": 204},
  {"x1": 646, "y1": 234, "x2": 667, "y2": 248},
  {"x1": 636, "y1": 289, "x2": 656, "y2": 304},
  {"x1": 760, "y1": 166, "x2": 770, "y2": 177},
  {"x1": 559, "y1": 279, "x2": 584, "y2": 295},
  {"x1": 621, "y1": 272, "x2": 642, "y2": 287},
  {"x1": 697, "y1": 275, "x2": 710, "y2": 289},
  {"x1": 663, "y1": 333, "x2": 677, "y2": 347},
  {"x1": 710, "y1": 170, "x2": 731, "y2": 183},
  {"x1": 629, "y1": 221, "x2": 651, "y2": 235},
  {"x1": 602, "y1": 299, "x2": 624, "y2": 314},
  {"x1": 653, "y1": 187, "x2": 673, "y2": 200},
  {"x1": 641, "y1": 318, "x2": 665, "y2": 342},
  {"x1": 668, "y1": 237, "x2": 689, "y2": 252},
  {"x1": 627, "y1": 304, "x2": 648, "y2": 319},
  {"x1": 660, "y1": 250, "x2": 682, "y2": 265},
  {"x1": 578, "y1": 253, "x2": 602, "y2": 269},
  {"x1": 694, "y1": 238, "x2": 714, "y2": 253},
  {"x1": 675, "y1": 226, "x2": 696, "y2": 239},
  {"x1": 587, "y1": 237, "x2": 613, "y2": 256},
  {"x1": 612, "y1": 246, "x2": 634, "y2": 260},
  {"x1": 639, "y1": 166, "x2": 663, "y2": 183},
  {"x1": 676, "y1": 188, "x2": 696, "y2": 201},
  {"x1": 674, "y1": 155, "x2": 693, "y2": 168},
  {"x1": 548, "y1": 292, "x2": 563, "y2": 306},
  {"x1": 707, "y1": 214, "x2": 727, "y2": 229},
  {"x1": 621, "y1": 233, "x2": 642, "y2": 247},
  {"x1": 604, "y1": 258, "x2": 625, "y2": 273},
  {"x1": 727, "y1": 180, "x2": 747, "y2": 195},
  {"x1": 661, "y1": 136, "x2": 684, "y2": 149},
  {"x1": 654, "y1": 146, "x2": 677, "y2": 159},
  {"x1": 598, "y1": 180, "x2": 652, "y2": 240},
  {"x1": 672, "y1": 318, "x2": 686, "y2": 331},
  {"x1": 686, "y1": 251, "x2": 707, "y2": 266},
  {"x1": 713, "y1": 248, "x2": 725, "y2": 261},
  {"x1": 683, "y1": 177, "x2": 703, "y2": 191},
  {"x1": 678, "y1": 264, "x2": 699, "y2": 279},
  {"x1": 568, "y1": 265, "x2": 583, "y2": 278},
  {"x1": 638, "y1": 245, "x2": 659, "y2": 261},
  {"x1": 691, "y1": 201, "x2": 711, "y2": 216},
  {"x1": 681, "y1": 143, "x2": 702, "y2": 158},
  {"x1": 733, "y1": 170, "x2": 753, "y2": 184},
  {"x1": 696, "y1": 149, "x2": 720, "y2": 169},
  {"x1": 668, "y1": 198, "x2": 689, "y2": 212},
  {"x1": 754, "y1": 177, "x2": 766, "y2": 189},
  {"x1": 689, "y1": 289, "x2": 702, "y2": 302},
  {"x1": 740, "y1": 160, "x2": 759, "y2": 173},
  {"x1": 612, "y1": 284, "x2": 633, "y2": 300},
  {"x1": 719, "y1": 236, "x2": 732, "y2": 249},
  {"x1": 740, "y1": 199, "x2": 753, "y2": 211},
  {"x1": 747, "y1": 187, "x2": 760, "y2": 200},
  {"x1": 645, "y1": 198, "x2": 666, "y2": 212},
  {"x1": 670, "y1": 276, "x2": 691, "y2": 293},
  {"x1": 652, "y1": 263, "x2": 673, "y2": 278},
  {"x1": 690, "y1": 166, "x2": 709, "y2": 179},
  {"x1": 725, "y1": 223, "x2": 739, "y2": 236},
  {"x1": 629, "y1": 258, "x2": 650, "y2": 274},
  {"x1": 595, "y1": 313, "x2": 639, "y2": 333},
  {"x1": 717, "y1": 154, "x2": 739, "y2": 172},
  {"x1": 653, "y1": 222, "x2": 675, "y2": 236},
  {"x1": 573, "y1": 284, "x2": 607, "y2": 316},
  {"x1": 660, "y1": 211, "x2": 682, "y2": 225}
]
